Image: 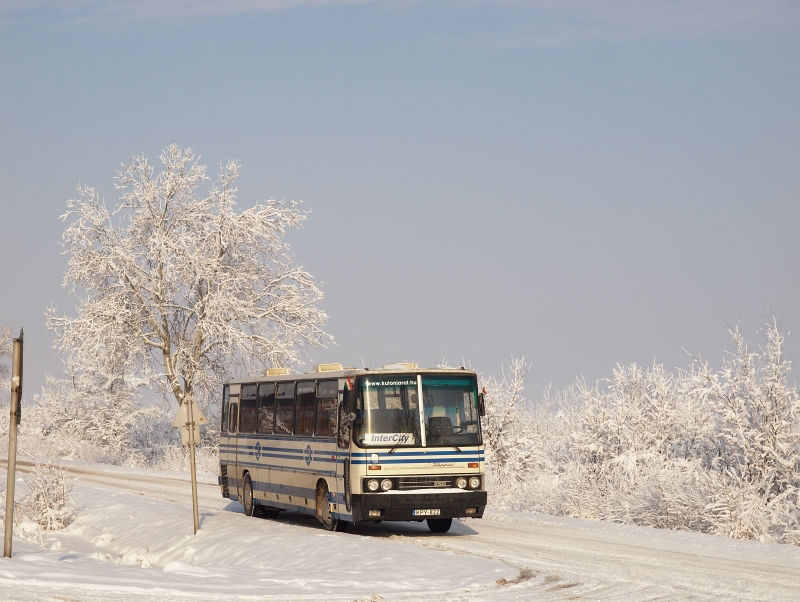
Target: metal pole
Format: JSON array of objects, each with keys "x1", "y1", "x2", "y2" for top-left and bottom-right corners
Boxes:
[
  {"x1": 4, "y1": 329, "x2": 23, "y2": 558},
  {"x1": 186, "y1": 395, "x2": 199, "y2": 535}
]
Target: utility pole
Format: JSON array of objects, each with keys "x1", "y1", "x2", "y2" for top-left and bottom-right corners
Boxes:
[{"x1": 4, "y1": 329, "x2": 23, "y2": 558}]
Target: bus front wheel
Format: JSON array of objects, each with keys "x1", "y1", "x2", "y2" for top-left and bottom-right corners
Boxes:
[
  {"x1": 316, "y1": 482, "x2": 348, "y2": 532},
  {"x1": 427, "y1": 518, "x2": 452, "y2": 533}
]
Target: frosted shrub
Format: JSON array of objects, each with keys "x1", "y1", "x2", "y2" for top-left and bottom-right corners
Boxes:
[
  {"x1": 486, "y1": 320, "x2": 800, "y2": 545},
  {"x1": 152, "y1": 444, "x2": 219, "y2": 475},
  {"x1": 17, "y1": 462, "x2": 75, "y2": 531},
  {"x1": 479, "y1": 357, "x2": 535, "y2": 507}
]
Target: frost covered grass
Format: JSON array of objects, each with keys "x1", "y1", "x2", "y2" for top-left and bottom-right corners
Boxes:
[{"x1": 481, "y1": 320, "x2": 800, "y2": 545}]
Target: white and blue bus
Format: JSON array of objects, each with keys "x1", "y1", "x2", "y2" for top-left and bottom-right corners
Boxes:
[{"x1": 219, "y1": 363, "x2": 487, "y2": 533}]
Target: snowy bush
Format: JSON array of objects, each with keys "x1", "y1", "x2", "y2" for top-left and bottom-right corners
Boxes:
[
  {"x1": 151, "y1": 444, "x2": 219, "y2": 475},
  {"x1": 483, "y1": 320, "x2": 800, "y2": 545},
  {"x1": 15, "y1": 462, "x2": 75, "y2": 531},
  {"x1": 478, "y1": 357, "x2": 536, "y2": 507}
]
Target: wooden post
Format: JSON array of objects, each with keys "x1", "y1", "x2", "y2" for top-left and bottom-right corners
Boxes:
[
  {"x1": 4, "y1": 329, "x2": 23, "y2": 558},
  {"x1": 186, "y1": 395, "x2": 200, "y2": 535}
]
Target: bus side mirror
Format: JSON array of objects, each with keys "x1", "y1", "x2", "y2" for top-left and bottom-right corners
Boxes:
[
  {"x1": 478, "y1": 392, "x2": 486, "y2": 417},
  {"x1": 348, "y1": 412, "x2": 356, "y2": 423}
]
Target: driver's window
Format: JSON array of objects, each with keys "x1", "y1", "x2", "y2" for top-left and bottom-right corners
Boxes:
[
  {"x1": 464, "y1": 391, "x2": 478, "y2": 433},
  {"x1": 221, "y1": 386, "x2": 229, "y2": 433},
  {"x1": 228, "y1": 403, "x2": 239, "y2": 433}
]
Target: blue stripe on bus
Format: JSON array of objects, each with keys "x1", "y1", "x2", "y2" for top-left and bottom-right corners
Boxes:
[
  {"x1": 221, "y1": 441, "x2": 483, "y2": 452},
  {"x1": 223, "y1": 453, "x2": 480, "y2": 465},
  {"x1": 233, "y1": 459, "x2": 336, "y2": 477},
  {"x1": 220, "y1": 440, "x2": 483, "y2": 458},
  {"x1": 355, "y1": 449, "x2": 485, "y2": 458},
  {"x1": 226, "y1": 476, "x2": 348, "y2": 510}
]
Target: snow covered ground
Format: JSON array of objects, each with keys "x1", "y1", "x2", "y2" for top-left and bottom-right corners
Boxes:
[{"x1": 0, "y1": 458, "x2": 799, "y2": 601}]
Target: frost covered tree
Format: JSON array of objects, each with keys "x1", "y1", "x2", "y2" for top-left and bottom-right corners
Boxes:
[
  {"x1": 479, "y1": 357, "x2": 535, "y2": 503},
  {"x1": 47, "y1": 145, "x2": 331, "y2": 410},
  {"x1": 0, "y1": 324, "x2": 12, "y2": 391}
]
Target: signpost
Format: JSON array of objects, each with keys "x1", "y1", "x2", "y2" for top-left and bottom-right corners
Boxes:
[
  {"x1": 172, "y1": 395, "x2": 207, "y2": 534},
  {"x1": 4, "y1": 329, "x2": 23, "y2": 558}
]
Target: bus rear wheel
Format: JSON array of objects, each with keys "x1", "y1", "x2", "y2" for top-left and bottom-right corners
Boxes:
[
  {"x1": 316, "y1": 482, "x2": 348, "y2": 532},
  {"x1": 242, "y1": 473, "x2": 256, "y2": 517},
  {"x1": 427, "y1": 518, "x2": 452, "y2": 533}
]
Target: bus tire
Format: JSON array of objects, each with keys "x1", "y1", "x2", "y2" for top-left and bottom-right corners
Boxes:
[
  {"x1": 242, "y1": 473, "x2": 256, "y2": 517},
  {"x1": 316, "y1": 481, "x2": 340, "y2": 532},
  {"x1": 427, "y1": 518, "x2": 452, "y2": 533}
]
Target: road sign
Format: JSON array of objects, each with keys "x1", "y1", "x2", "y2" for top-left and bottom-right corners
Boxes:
[
  {"x1": 172, "y1": 402, "x2": 208, "y2": 427},
  {"x1": 173, "y1": 400, "x2": 207, "y2": 445}
]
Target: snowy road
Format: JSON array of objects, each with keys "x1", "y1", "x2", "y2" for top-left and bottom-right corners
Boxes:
[{"x1": 1, "y1": 458, "x2": 799, "y2": 601}]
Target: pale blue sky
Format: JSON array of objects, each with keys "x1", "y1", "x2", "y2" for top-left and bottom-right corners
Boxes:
[{"x1": 1, "y1": 1, "x2": 798, "y2": 401}]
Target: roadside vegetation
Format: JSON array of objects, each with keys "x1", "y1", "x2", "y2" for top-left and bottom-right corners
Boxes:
[{"x1": 481, "y1": 320, "x2": 800, "y2": 545}]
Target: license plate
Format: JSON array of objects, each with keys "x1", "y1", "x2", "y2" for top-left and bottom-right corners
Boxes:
[{"x1": 412, "y1": 509, "x2": 441, "y2": 516}]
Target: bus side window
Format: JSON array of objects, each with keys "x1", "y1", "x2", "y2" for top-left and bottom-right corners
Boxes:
[
  {"x1": 296, "y1": 381, "x2": 315, "y2": 436},
  {"x1": 228, "y1": 403, "x2": 239, "y2": 434},
  {"x1": 275, "y1": 382, "x2": 295, "y2": 435},
  {"x1": 240, "y1": 385, "x2": 258, "y2": 433},
  {"x1": 221, "y1": 386, "x2": 229, "y2": 433},
  {"x1": 258, "y1": 383, "x2": 276, "y2": 433},
  {"x1": 316, "y1": 380, "x2": 337, "y2": 437}
]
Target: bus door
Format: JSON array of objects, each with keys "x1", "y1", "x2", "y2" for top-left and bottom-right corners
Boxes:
[
  {"x1": 237, "y1": 385, "x2": 259, "y2": 502},
  {"x1": 337, "y1": 382, "x2": 353, "y2": 512}
]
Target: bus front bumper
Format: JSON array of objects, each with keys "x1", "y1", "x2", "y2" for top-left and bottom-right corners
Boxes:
[{"x1": 351, "y1": 491, "x2": 487, "y2": 522}]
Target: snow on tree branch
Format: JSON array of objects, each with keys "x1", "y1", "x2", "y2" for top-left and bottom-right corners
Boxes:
[
  {"x1": 0, "y1": 324, "x2": 11, "y2": 391},
  {"x1": 47, "y1": 145, "x2": 332, "y2": 408}
]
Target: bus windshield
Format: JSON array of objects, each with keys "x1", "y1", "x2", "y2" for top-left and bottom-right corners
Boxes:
[{"x1": 354, "y1": 374, "x2": 481, "y2": 447}]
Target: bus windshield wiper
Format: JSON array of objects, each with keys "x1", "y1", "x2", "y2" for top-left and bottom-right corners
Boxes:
[
  {"x1": 388, "y1": 430, "x2": 415, "y2": 454},
  {"x1": 433, "y1": 433, "x2": 461, "y2": 453}
]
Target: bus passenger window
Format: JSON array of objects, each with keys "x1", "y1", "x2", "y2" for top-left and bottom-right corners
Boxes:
[
  {"x1": 295, "y1": 382, "x2": 315, "y2": 436},
  {"x1": 316, "y1": 380, "x2": 337, "y2": 437},
  {"x1": 240, "y1": 385, "x2": 257, "y2": 433},
  {"x1": 275, "y1": 383, "x2": 295, "y2": 435},
  {"x1": 221, "y1": 386, "x2": 229, "y2": 433},
  {"x1": 228, "y1": 403, "x2": 239, "y2": 433},
  {"x1": 258, "y1": 383, "x2": 276, "y2": 433}
]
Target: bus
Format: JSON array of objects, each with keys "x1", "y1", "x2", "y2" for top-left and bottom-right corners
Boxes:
[{"x1": 218, "y1": 362, "x2": 487, "y2": 533}]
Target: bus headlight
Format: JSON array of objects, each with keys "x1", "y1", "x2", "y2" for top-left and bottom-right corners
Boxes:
[
  {"x1": 456, "y1": 477, "x2": 467, "y2": 489},
  {"x1": 367, "y1": 479, "x2": 380, "y2": 492},
  {"x1": 468, "y1": 476, "x2": 481, "y2": 489},
  {"x1": 380, "y1": 479, "x2": 393, "y2": 491}
]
